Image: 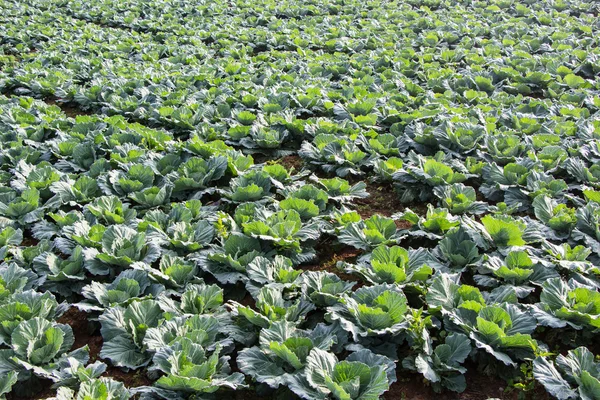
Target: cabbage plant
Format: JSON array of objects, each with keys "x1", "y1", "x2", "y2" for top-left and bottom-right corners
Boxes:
[
  {"x1": 99, "y1": 299, "x2": 163, "y2": 369},
  {"x1": 338, "y1": 215, "x2": 400, "y2": 250},
  {"x1": 327, "y1": 284, "x2": 409, "y2": 340},
  {"x1": 339, "y1": 245, "x2": 432, "y2": 286},
  {"x1": 91, "y1": 225, "x2": 161, "y2": 270},
  {"x1": 531, "y1": 278, "x2": 600, "y2": 331},
  {"x1": 237, "y1": 321, "x2": 343, "y2": 389},
  {"x1": 299, "y1": 271, "x2": 355, "y2": 307},
  {"x1": 533, "y1": 346, "x2": 600, "y2": 400},
  {"x1": 288, "y1": 348, "x2": 396, "y2": 400},
  {"x1": 229, "y1": 286, "x2": 315, "y2": 330},
  {"x1": 141, "y1": 342, "x2": 245, "y2": 399}
]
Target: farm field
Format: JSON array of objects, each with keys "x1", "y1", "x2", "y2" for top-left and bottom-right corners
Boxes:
[{"x1": 1, "y1": 0, "x2": 600, "y2": 399}]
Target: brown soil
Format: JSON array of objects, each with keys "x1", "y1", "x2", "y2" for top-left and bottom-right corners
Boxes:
[
  {"x1": 45, "y1": 98, "x2": 93, "y2": 118},
  {"x1": 396, "y1": 220, "x2": 414, "y2": 230},
  {"x1": 384, "y1": 369, "x2": 546, "y2": 400},
  {"x1": 58, "y1": 307, "x2": 99, "y2": 355},
  {"x1": 7, "y1": 385, "x2": 55, "y2": 400},
  {"x1": 301, "y1": 260, "x2": 363, "y2": 286},
  {"x1": 300, "y1": 240, "x2": 365, "y2": 286},
  {"x1": 233, "y1": 389, "x2": 274, "y2": 399},
  {"x1": 20, "y1": 235, "x2": 40, "y2": 247},
  {"x1": 238, "y1": 292, "x2": 257, "y2": 308},
  {"x1": 354, "y1": 182, "x2": 405, "y2": 218},
  {"x1": 354, "y1": 182, "x2": 429, "y2": 219},
  {"x1": 104, "y1": 367, "x2": 153, "y2": 388},
  {"x1": 277, "y1": 155, "x2": 304, "y2": 172}
]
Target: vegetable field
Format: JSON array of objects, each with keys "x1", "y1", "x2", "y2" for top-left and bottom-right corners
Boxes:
[{"x1": 1, "y1": 0, "x2": 600, "y2": 398}]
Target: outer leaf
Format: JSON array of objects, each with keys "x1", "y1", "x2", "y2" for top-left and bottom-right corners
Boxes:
[{"x1": 533, "y1": 357, "x2": 577, "y2": 400}]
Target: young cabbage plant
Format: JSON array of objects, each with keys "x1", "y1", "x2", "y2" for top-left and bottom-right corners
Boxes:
[
  {"x1": 474, "y1": 251, "x2": 558, "y2": 298},
  {"x1": 200, "y1": 233, "x2": 265, "y2": 284},
  {"x1": 442, "y1": 298, "x2": 539, "y2": 367},
  {"x1": 395, "y1": 205, "x2": 460, "y2": 240},
  {"x1": 140, "y1": 342, "x2": 245, "y2": 399},
  {"x1": 525, "y1": 171, "x2": 568, "y2": 202},
  {"x1": 480, "y1": 215, "x2": 527, "y2": 248},
  {"x1": 0, "y1": 226, "x2": 22, "y2": 260},
  {"x1": 9, "y1": 240, "x2": 52, "y2": 273},
  {"x1": 46, "y1": 176, "x2": 102, "y2": 209},
  {"x1": 99, "y1": 299, "x2": 163, "y2": 369},
  {"x1": 167, "y1": 155, "x2": 228, "y2": 195},
  {"x1": 0, "y1": 317, "x2": 86, "y2": 386},
  {"x1": 281, "y1": 183, "x2": 329, "y2": 213},
  {"x1": 541, "y1": 241, "x2": 599, "y2": 283},
  {"x1": 55, "y1": 222, "x2": 106, "y2": 262},
  {"x1": 0, "y1": 288, "x2": 61, "y2": 345},
  {"x1": 394, "y1": 152, "x2": 470, "y2": 187},
  {"x1": 299, "y1": 271, "x2": 355, "y2": 307},
  {"x1": 225, "y1": 150, "x2": 254, "y2": 177},
  {"x1": 533, "y1": 346, "x2": 600, "y2": 400},
  {"x1": 426, "y1": 271, "x2": 518, "y2": 312},
  {"x1": 32, "y1": 246, "x2": 87, "y2": 296},
  {"x1": 403, "y1": 332, "x2": 472, "y2": 393},
  {"x1": 572, "y1": 202, "x2": 600, "y2": 256},
  {"x1": 223, "y1": 170, "x2": 273, "y2": 203},
  {"x1": 483, "y1": 133, "x2": 525, "y2": 164},
  {"x1": 433, "y1": 183, "x2": 487, "y2": 215},
  {"x1": 144, "y1": 314, "x2": 227, "y2": 356},
  {"x1": 434, "y1": 227, "x2": 481, "y2": 270},
  {"x1": 229, "y1": 286, "x2": 315, "y2": 330},
  {"x1": 280, "y1": 198, "x2": 321, "y2": 221},
  {"x1": 426, "y1": 273, "x2": 489, "y2": 316},
  {"x1": 245, "y1": 256, "x2": 302, "y2": 298},
  {"x1": 299, "y1": 134, "x2": 372, "y2": 177},
  {"x1": 128, "y1": 185, "x2": 172, "y2": 208},
  {"x1": 531, "y1": 278, "x2": 600, "y2": 331},
  {"x1": 77, "y1": 269, "x2": 163, "y2": 312},
  {"x1": 360, "y1": 133, "x2": 408, "y2": 157},
  {"x1": 239, "y1": 125, "x2": 290, "y2": 154},
  {"x1": 262, "y1": 164, "x2": 293, "y2": 192},
  {"x1": 85, "y1": 196, "x2": 137, "y2": 225},
  {"x1": 237, "y1": 321, "x2": 344, "y2": 389},
  {"x1": 11, "y1": 161, "x2": 62, "y2": 201},
  {"x1": 315, "y1": 177, "x2": 368, "y2": 203},
  {"x1": 0, "y1": 188, "x2": 44, "y2": 226},
  {"x1": 565, "y1": 157, "x2": 600, "y2": 188},
  {"x1": 147, "y1": 219, "x2": 215, "y2": 254},
  {"x1": 52, "y1": 377, "x2": 131, "y2": 400},
  {"x1": 157, "y1": 283, "x2": 224, "y2": 317},
  {"x1": 339, "y1": 245, "x2": 432, "y2": 287},
  {"x1": 242, "y1": 209, "x2": 320, "y2": 257},
  {"x1": 107, "y1": 144, "x2": 147, "y2": 165},
  {"x1": 339, "y1": 214, "x2": 400, "y2": 250},
  {"x1": 31, "y1": 210, "x2": 87, "y2": 242},
  {"x1": 327, "y1": 284, "x2": 409, "y2": 340},
  {"x1": 133, "y1": 254, "x2": 200, "y2": 290},
  {"x1": 46, "y1": 353, "x2": 107, "y2": 390},
  {"x1": 531, "y1": 146, "x2": 568, "y2": 172},
  {"x1": 433, "y1": 121, "x2": 486, "y2": 155},
  {"x1": 97, "y1": 164, "x2": 158, "y2": 198},
  {"x1": 288, "y1": 348, "x2": 396, "y2": 400},
  {"x1": 532, "y1": 195, "x2": 577, "y2": 237},
  {"x1": 373, "y1": 157, "x2": 404, "y2": 182},
  {"x1": 479, "y1": 160, "x2": 534, "y2": 203},
  {"x1": 87, "y1": 225, "x2": 161, "y2": 271},
  {"x1": 137, "y1": 200, "x2": 208, "y2": 235}
]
